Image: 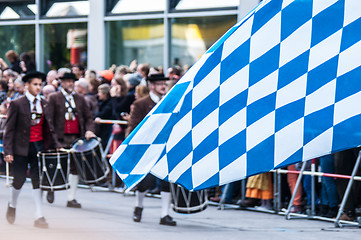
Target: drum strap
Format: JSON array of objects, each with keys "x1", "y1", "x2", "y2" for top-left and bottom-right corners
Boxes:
[{"x1": 64, "y1": 97, "x2": 77, "y2": 115}]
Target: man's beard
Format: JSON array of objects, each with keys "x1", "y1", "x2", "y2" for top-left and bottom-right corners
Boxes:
[{"x1": 64, "y1": 87, "x2": 73, "y2": 94}]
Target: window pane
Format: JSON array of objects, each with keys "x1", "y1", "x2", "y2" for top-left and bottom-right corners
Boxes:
[
  {"x1": 45, "y1": 1, "x2": 89, "y2": 17},
  {"x1": 173, "y1": 0, "x2": 239, "y2": 11},
  {"x1": 0, "y1": 1, "x2": 36, "y2": 19},
  {"x1": 111, "y1": 0, "x2": 165, "y2": 14},
  {"x1": 43, "y1": 23, "x2": 87, "y2": 71},
  {"x1": 171, "y1": 16, "x2": 237, "y2": 66},
  {"x1": 0, "y1": 25, "x2": 35, "y2": 67},
  {"x1": 108, "y1": 19, "x2": 164, "y2": 67}
]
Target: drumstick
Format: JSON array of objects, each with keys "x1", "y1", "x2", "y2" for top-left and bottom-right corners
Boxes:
[
  {"x1": 5, "y1": 162, "x2": 10, "y2": 188},
  {"x1": 59, "y1": 148, "x2": 75, "y2": 153},
  {"x1": 97, "y1": 119, "x2": 128, "y2": 125}
]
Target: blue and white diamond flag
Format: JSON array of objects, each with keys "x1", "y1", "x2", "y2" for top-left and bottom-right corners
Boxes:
[{"x1": 110, "y1": 0, "x2": 361, "y2": 191}]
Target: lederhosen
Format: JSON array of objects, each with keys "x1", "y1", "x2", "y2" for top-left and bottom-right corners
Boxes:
[{"x1": 136, "y1": 174, "x2": 170, "y2": 193}]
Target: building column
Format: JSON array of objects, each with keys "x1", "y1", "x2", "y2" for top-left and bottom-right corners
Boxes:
[
  {"x1": 163, "y1": 0, "x2": 171, "y2": 73},
  {"x1": 88, "y1": 0, "x2": 105, "y2": 71},
  {"x1": 238, "y1": 0, "x2": 260, "y2": 21},
  {"x1": 35, "y1": 0, "x2": 42, "y2": 71}
]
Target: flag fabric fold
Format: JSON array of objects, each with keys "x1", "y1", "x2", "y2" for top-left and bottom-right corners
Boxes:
[{"x1": 110, "y1": 0, "x2": 361, "y2": 191}]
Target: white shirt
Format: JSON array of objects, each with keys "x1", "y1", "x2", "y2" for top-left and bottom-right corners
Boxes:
[
  {"x1": 149, "y1": 91, "x2": 161, "y2": 104},
  {"x1": 25, "y1": 91, "x2": 42, "y2": 114},
  {"x1": 60, "y1": 88, "x2": 76, "y2": 108}
]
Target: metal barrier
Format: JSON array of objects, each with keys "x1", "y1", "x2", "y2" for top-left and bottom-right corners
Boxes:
[{"x1": 217, "y1": 156, "x2": 361, "y2": 228}]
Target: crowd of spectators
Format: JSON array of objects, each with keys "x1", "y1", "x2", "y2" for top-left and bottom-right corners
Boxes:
[{"x1": 0, "y1": 50, "x2": 185, "y2": 184}]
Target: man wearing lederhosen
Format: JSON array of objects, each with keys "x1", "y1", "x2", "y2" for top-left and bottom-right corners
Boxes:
[
  {"x1": 47, "y1": 72, "x2": 96, "y2": 208},
  {"x1": 4, "y1": 71, "x2": 60, "y2": 228},
  {"x1": 127, "y1": 73, "x2": 176, "y2": 226}
]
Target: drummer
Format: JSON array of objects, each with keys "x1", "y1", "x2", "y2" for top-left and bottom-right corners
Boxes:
[
  {"x1": 47, "y1": 72, "x2": 96, "y2": 208},
  {"x1": 3, "y1": 71, "x2": 60, "y2": 228},
  {"x1": 127, "y1": 73, "x2": 176, "y2": 226}
]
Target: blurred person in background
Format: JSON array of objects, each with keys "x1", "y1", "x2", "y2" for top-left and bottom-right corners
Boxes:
[
  {"x1": 94, "y1": 84, "x2": 113, "y2": 149},
  {"x1": 0, "y1": 79, "x2": 8, "y2": 104},
  {"x1": 0, "y1": 100, "x2": 9, "y2": 174},
  {"x1": 7, "y1": 78, "x2": 22, "y2": 101},
  {"x1": 3, "y1": 69, "x2": 17, "y2": 83},
  {"x1": 136, "y1": 63, "x2": 150, "y2": 86},
  {"x1": 19, "y1": 52, "x2": 36, "y2": 74},
  {"x1": 98, "y1": 69, "x2": 114, "y2": 84},
  {"x1": 75, "y1": 78, "x2": 98, "y2": 116},
  {"x1": 134, "y1": 85, "x2": 149, "y2": 101},
  {"x1": 14, "y1": 79, "x2": 25, "y2": 96},
  {"x1": 166, "y1": 66, "x2": 182, "y2": 92},
  {"x1": 57, "y1": 67, "x2": 71, "y2": 79},
  {"x1": 72, "y1": 64, "x2": 85, "y2": 79},
  {"x1": 115, "y1": 65, "x2": 131, "y2": 78},
  {"x1": 84, "y1": 69, "x2": 97, "y2": 82},
  {"x1": 0, "y1": 57, "x2": 8, "y2": 71},
  {"x1": 42, "y1": 85, "x2": 56, "y2": 100},
  {"x1": 124, "y1": 73, "x2": 142, "y2": 95},
  {"x1": 5, "y1": 50, "x2": 22, "y2": 74},
  {"x1": 46, "y1": 70, "x2": 58, "y2": 88}
]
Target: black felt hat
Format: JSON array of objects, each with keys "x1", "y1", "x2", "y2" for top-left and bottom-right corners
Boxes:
[
  {"x1": 59, "y1": 72, "x2": 78, "y2": 81},
  {"x1": 146, "y1": 73, "x2": 169, "y2": 82},
  {"x1": 22, "y1": 71, "x2": 46, "y2": 83}
]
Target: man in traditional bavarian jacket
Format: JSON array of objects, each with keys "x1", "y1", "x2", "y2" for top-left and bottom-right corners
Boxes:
[
  {"x1": 4, "y1": 71, "x2": 60, "y2": 228},
  {"x1": 127, "y1": 73, "x2": 176, "y2": 226},
  {"x1": 47, "y1": 72, "x2": 96, "y2": 208}
]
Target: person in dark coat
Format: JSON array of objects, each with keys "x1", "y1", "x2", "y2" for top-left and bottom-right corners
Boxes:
[
  {"x1": 3, "y1": 71, "x2": 60, "y2": 228},
  {"x1": 94, "y1": 84, "x2": 114, "y2": 149},
  {"x1": 109, "y1": 76, "x2": 135, "y2": 152},
  {"x1": 127, "y1": 73, "x2": 176, "y2": 226},
  {"x1": 47, "y1": 72, "x2": 96, "y2": 208}
]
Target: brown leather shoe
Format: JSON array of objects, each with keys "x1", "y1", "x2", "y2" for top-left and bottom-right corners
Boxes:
[
  {"x1": 290, "y1": 205, "x2": 303, "y2": 213},
  {"x1": 6, "y1": 203, "x2": 15, "y2": 224},
  {"x1": 34, "y1": 217, "x2": 49, "y2": 229},
  {"x1": 340, "y1": 213, "x2": 356, "y2": 221},
  {"x1": 239, "y1": 198, "x2": 260, "y2": 208}
]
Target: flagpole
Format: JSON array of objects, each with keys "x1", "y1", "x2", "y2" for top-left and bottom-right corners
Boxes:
[
  {"x1": 285, "y1": 161, "x2": 306, "y2": 220},
  {"x1": 334, "y1": 150, "x2": 361, "y2": 228}
]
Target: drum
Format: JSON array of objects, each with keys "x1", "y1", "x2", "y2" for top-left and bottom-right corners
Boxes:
[
  {"x1": 38, "y1": 150, "x2": 70, "y2": 191},
  {"x1": 71, "y1": 137, "x2": 110, "y2": 184},
  {"x1": 170, "y1": 183, "x2": 208, "y2": 214}
]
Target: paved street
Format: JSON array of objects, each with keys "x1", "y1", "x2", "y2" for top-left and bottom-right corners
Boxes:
[{"x1": 0, "y1": 178, "x2": 359, "y2": 240}]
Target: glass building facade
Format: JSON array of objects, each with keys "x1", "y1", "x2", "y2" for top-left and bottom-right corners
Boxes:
[{"x1": 0, "y1": 0, "x2": 260, "y2": 72}]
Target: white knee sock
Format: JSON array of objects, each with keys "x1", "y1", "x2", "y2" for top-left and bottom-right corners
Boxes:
[
  {"x1": 161, "y1": 191, "x2": 171, "y2": 218},
  {"x1": 67, "y1": 174, "x2": 79, "y2": 201},
  {"x1": 32, "y1": 189, "x2": 43, "y2": 219},
  {"x1": 10, "y1": 187, "x2": 21, "y2": 208},
  {"x1": 135, "y1": 191, "x2": 145, "y2": 208}
]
